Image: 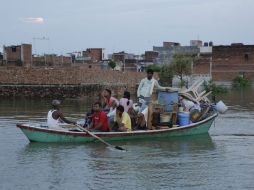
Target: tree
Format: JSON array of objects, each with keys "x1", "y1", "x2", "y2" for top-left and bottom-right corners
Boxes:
[
  {"x1": 108, "y1": 60, "x2": 116, "y2": 69},
  {"x1": 159, "y1": 64, "x2": 174, "y2": 86},
  {"x1": 146, "y1": 64, "x2": 161, "y2": 72},
  {"x1": 171, "y1": 54, "x2": 193, "y2": 87}
]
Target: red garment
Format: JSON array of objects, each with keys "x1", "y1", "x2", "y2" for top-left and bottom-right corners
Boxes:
[{"x1": 92, "y1": 111, "x2": 108, "y2": 132}]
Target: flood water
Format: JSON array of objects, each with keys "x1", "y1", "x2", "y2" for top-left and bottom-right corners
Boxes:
[{"x1": 0, "y1": 89, "x2": 254, "y2": 190}]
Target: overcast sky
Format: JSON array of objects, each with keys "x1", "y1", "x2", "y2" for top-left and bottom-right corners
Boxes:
[{"x1": 0, "y1": 0, "x2": 253, "y2": 55}]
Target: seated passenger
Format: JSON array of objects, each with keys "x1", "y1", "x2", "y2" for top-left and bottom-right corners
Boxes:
[
  {"x1": 119, "y1": 91, "x2": 133, "y2": 112},
  {"x1": 88, "y1": 102, "x2": 109, "y2": 132},
  {"x1": 101, "y1": 89, "x2": 119, "y2": 112},
  {"x1": 110, "y1": 105, "x2": 132, "y2": 132},
  {"x1": 47, "y1": 100, "x2": 76, "y2": 128},
  {"x1": 128, "y1": 107, "x2": 147, "y2": 130}
]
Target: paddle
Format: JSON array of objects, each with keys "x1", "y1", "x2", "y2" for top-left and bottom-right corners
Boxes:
[{"x1": 75, "y1": 124, "x2": 125, "y2": 151}]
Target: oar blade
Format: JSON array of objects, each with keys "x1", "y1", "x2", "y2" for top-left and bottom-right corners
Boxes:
[{"x1": 115, "y1": 146, "x2": 125, "y2": 151}]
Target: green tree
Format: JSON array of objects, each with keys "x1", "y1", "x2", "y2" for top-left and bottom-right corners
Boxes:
[
  {"x1": 159, "y1": 64, "x2": 173, "y2": 86},
  {"x1": 171, "y1": 54, "x2": 193, "y2": 87},
  {"x1": 146, "y1": 64, "x2": 161, "y2": 72},
  {"x1": 108, "y1": 60, "x2": 116, "y2": 69}
]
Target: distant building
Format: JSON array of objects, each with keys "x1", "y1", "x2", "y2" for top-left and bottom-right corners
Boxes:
[
  {"x1": 3, "y1": 44, "x2": 32, "y2": 67},
  {"x1": 190, "y1": 40, "x2": 203, "y2": 47},
  {"x1": 144, "y1": 51, "x2": 159, "y2": 62},
  {"x1": 212, "y1": 43, "x2": 254, "y2": 82},
  {"x1": 32, "y1": 54, "x2": 72, "y2": 67},
  {"x1": 82, "y1": 48, "x2": 105, "y2": 62},
  {"x1": 163, "y1": 41, "x2": 180, "y2": 48},
  {"x1": 153, "y1": 41, "x2": 199, "y2": 65}
]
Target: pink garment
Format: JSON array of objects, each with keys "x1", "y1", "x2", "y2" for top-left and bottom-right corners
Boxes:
[
  {"x1": 119, "y1": 98, "x2": 133, "y2": 112},
  {"x1": 105, "y1": 96, "x2": 119, "y2": 108}
]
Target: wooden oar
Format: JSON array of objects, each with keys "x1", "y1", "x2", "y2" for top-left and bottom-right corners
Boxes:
[{"x1": 75, "y1": 124, "x2": 125, "y2": 151}]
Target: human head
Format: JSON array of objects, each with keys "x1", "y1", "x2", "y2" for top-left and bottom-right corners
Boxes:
[
  {"x1": 123, "y1": 91, "x2": 130, "y2": 100},
  {"x1": 146, "y1": 68, "x2": 154, "y2": 80},
  {"x1": 93, "y1": 101, "x2": 102, "y2": 112},
  {"x1": 52, "y1": 99, "x2": 61, "y2": 109},
  {"x1": 104, "y1": 89, "x2": 112, "y2": 98},
  {"x1": 116, "y1": 105, "x2": 124, "y2": 117}
]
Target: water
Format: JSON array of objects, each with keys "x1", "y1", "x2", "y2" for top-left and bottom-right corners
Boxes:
[{"x1": 0, "y1": 89, "x2": 254, "y2": 190}]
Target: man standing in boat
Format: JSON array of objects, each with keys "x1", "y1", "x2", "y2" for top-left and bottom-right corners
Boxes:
[
  {"x1": 47, "y1": 100, "x2": 76, "y2": 128},
  {"x1": 137, "y1": 69, "x2": 174, "y2": 112}
]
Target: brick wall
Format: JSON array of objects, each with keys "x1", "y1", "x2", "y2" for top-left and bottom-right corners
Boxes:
[
  {"x1": 0, "y1": 67, "x2": 145, "y2": 91},
  {"x1": 0, "y1": 67, "x2": 146, "y2": 97},
  {"x1": 212, "y1": 45, "x2": 254, "y2": 81}
]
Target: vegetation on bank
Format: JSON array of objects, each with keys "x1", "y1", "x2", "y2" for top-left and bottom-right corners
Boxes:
[
  {"x1": 204, "y1": 80, "x2": 228, "y2": 97},
  {"x1": 108, "y1": 60, "x2": 116, "y2": 69},
  {"x1": 232, "y1": 76, "x2": 251, "y2": 88}
]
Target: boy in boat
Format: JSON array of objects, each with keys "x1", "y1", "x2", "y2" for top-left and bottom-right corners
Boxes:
[
  {"x1": 88, "y1": 102, "x2": 109, "y2": 132},
  {"x1": 47, "y1": 100, "x2": 76, "y2": 128},
  {"x1": 110, "y1": 105, "x2": 132, "y2": 132}
]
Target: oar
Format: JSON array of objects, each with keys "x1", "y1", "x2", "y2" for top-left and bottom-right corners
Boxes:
[{"x1": 75, "y1": 124, "x2": 125, "y2": 151}]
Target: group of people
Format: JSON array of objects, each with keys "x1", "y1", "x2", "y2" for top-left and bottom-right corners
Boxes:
[{"x1": 47, "y1": 69, "x2": 172, "y2": 132}]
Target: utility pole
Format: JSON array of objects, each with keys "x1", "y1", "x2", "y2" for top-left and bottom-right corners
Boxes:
[{"x1": 32, "y1": 37, "x2": 50, "y2": 66}]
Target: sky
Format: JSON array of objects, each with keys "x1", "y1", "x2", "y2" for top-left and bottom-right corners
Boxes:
[{"x1": 0, "y1": 0, "x2": 254, "y2": 55}]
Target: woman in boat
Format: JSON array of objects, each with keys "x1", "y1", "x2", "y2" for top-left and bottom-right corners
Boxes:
[
  {"x1": 110, "y1": 105, "x2": 132, "y2": 132},
  {"x1": 47, "y1": 100, "x2": 76, "y2": 128},
  {"x1": 119, "y1": 91, "x2": 133, "y2": 112},
  {"x1": 88, "y1": 102, "x2": 109, "y2": 132}
]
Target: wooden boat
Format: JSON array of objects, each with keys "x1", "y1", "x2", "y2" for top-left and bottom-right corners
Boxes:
[{"x1": 16, "y1": 112, "x2": 218, "y2": 143}]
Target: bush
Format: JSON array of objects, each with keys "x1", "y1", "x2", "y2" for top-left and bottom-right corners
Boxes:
[
  {"x1": 232, "y1": 76, "x2": 251, "y2": 88},
  {"x1": 204, "y1": 80, "x2": 228, "y2": 95}
]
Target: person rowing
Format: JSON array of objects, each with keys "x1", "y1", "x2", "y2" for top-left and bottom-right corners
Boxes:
[{"x1": 47, "y1": 99, "x2": 76, "y2": 129}]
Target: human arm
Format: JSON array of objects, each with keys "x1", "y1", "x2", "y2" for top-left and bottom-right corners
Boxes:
[
  {"x1": 154, "y1": 79, "x2": 180, "y2": 92},
  {"x1": 137, "y1": 79, "x2": 144, "y2": 98},
  {"x1": 53, "y1": 111, "x2": 76, "y2": 125}
]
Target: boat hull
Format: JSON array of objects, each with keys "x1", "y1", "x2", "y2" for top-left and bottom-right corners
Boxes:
[{"x1": 17, "y1": 113, "x2": 218, "y2": 143}]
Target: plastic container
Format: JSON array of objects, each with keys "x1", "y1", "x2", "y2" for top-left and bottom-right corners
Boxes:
[
  {"x1": 215, "y1": 100, "x2": 228, "y2": 114},
  {"x1": 160, "y1": 114, "x2": 171, "y2": 123},
  {"x1": 177, "y1": 112, "x2": 190, "y2": 126},
  {"x1": 158, "y1": 91, "x2": 178, "y2": 112}
]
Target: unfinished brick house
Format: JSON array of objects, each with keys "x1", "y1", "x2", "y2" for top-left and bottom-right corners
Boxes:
[
  {"x1": 3, "y1": 44, "x2": 32, "y2": 67},
  {"x1": 212, "y1": 44, "x2": 254, "y2": 82}
]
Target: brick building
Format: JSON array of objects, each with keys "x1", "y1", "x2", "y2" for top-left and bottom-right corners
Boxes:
[
  {"x1": 3, "y1": 44, "x2": 32, "y2": 67},
  {"x1": 212, "y1": 44, "x2": 254, "y2": 81},
  {"x1": 82, "y1": 48, "x2": 104, "y2": 62},
  {"x1": 33, "y1": 54, "x2": 72, "y2": 67},
  {"x1": 144, "y1": 51, "x2": 159, "y2": 62}
]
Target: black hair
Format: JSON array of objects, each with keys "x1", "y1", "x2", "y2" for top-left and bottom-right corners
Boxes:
[
  {"x1": 105, "y1": 88, "x2": 112, "y2": 95},
  {"x1": 93, "y1": 101, "x2": 102, "y2": 107},
  {"x1": 123, "y1": 91, "x2": 130, "y2": 106},
  {"x1": 116, "y1": 105, "x2": 124, "y2": 113},
  {"x1": 146, "y1": 68, "x2": 154, "y2": 74}
]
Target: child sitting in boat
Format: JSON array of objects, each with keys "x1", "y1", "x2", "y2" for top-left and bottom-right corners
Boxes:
[{"x1": 88, "y1": 102, "x2": 109, "y2": 132}]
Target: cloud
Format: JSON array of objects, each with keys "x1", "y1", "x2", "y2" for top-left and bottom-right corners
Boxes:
[{"x1": 20, "y1": 17, "x2": 44, "y2": 24}]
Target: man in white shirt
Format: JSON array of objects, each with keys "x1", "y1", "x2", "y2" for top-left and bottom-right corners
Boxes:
[
  {"x1": 47, "y1": 100, "x2": 76, "y2": 128},
  {"x1": 137, "y1": 69, "x2": 172, "y2": 112}
]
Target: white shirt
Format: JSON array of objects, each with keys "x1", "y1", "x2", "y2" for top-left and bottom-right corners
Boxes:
[
  {"x1": 47, "y1": 110, "x2": 62, "y2": 128},
  {"x1": 137, "y1": 78, "x2": 166, "y2": 98}
]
